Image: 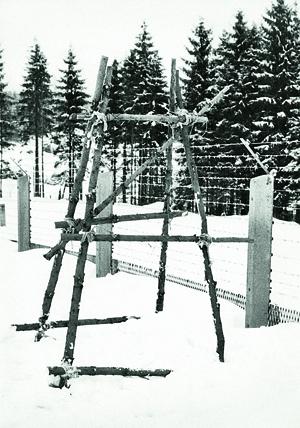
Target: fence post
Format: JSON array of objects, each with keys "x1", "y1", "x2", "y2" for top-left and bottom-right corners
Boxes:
[
  {"x1": 96, "y1": 171, "x2": 113, "y2": 277},
  {"x1": 245, "y1": 174, "x2": 274, "y2": 328},
  {"x1": 17, "y1": 175, "x2": 31, "y2": 252},
  {"x1": 0, "y1": 203, "x2": 5, "y2": 226}
]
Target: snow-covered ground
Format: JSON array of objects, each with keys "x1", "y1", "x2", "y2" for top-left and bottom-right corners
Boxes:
[{"x1": 0, "y1": 238, "x2": 300, "y2": 428}]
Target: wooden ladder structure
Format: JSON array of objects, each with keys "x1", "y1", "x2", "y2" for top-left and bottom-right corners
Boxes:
[{"x1": 14, "y1": 57, "x2": 234, "y2": 388}]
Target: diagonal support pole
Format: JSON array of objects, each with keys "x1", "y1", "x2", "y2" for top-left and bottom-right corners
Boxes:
[
  {"x1": 62, "y1": 66, "x2": 113, "y2": 365},
  {"x1": 93, "y1": 137, "x2": 176, "y2": 217},
  {"x1": 175, "y1": 71, "x2": 225, "y2": 362},
  {"x1": 156, "y1": 58, "x2": 176, "y2": 312},
  {"x1": 36, "y1": 56, "x2": 109, "y2": 339}
]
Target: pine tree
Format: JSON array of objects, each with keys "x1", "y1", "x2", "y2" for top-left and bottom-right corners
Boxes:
[
  {"x1": 254, "y1": 0, "x2": 300, "y2": 218},
  {"x1": 121, "y1": 23, "x2": 168, "y2": 205},
  {"x1": 205, "y1": 12, "x2": 257, "y2": 215},
  {"x1": 19, "y1": 43, "x2": 53, "y2": 196},
  {"x1": 173, "y1": 20, "x2": 212, "y2": 211},
  {"x1": 53, "y1": 49, "x2": 89, "y2": 196},
  {"x1": 0, "y1": 49, "x2": 14, "y2": 197}
]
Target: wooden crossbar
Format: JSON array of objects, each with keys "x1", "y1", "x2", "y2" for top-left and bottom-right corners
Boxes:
[
  {"x1": 61, "y1": 233, "x2": 253, "y2": 243},
  {"x1": 54, "y1": 211, "x2": 185, "y2": 229},
  {"x1": 49, "y1": 366, "x2": 172, "y2": 378},
  {"x1": 13, "y1": 316, "x2": 140, "y2": 331},
  {"x1": 73, "y1": 112, "x2": 207, "y2": 125}
]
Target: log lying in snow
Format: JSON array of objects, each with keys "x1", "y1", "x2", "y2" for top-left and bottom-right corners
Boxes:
[
  {"x1": 48, "y1": 366, "x2": 172, "y2": 378},
  {"x1": 13, "y1": 316, "x2": 140, "y2": 332},
  {"x1": 54, "y1": 211, "x2": 185, "y2": 229}
]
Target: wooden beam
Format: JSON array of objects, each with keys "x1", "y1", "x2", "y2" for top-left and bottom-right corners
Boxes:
[
  {"x1": 38, "y1": 57, "x2": 111, "y2": 336},
  {"x1": 175, "y1": 71, "x2": 225, "y2": 363},
  {"x1": 63, "y1": 66, "x2": 114, "y2": 365},
  {"x1": 106, "y1": 112, "x2": 207, "y2": 125},
  {"x1": 48, "y1": 366, "x2": 172, "y2": 378},
  {"x1": 43, "y1": 55, "x2": 109, "y2": 261},
  {"x1": 13, "y1": 316, "x2": 140, "y2": 332},
  {"x1": 61, "y1": 233, "x2": 252, "y2": 243},
  {"x1": 92, "y1": 56, "x2": 109, "y2": 107},
  {"x1": 157, "y1": 58, "x2": 176, "y2": 312},
  {"x1": 54, "y1": 211, "x2": 185, "y2": 229},
  {"x1": 75, "y1": 112, "x2": 207, "y2": 125}
]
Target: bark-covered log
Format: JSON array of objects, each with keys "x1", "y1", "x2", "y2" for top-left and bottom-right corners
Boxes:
[
  {"x1": 43, "y1": 56, "x2": 109, "y2": 262},
  {"x1": 55, "y1": 211, "x2": 185, "y2": 229},
  {"x1": 61, "y1": 233, "x2": 251, "y2": 243},
  {"x1": 38, "y1": 248, "x2": 65, "y2": 329},
  {"x1": 63, "y1": 67, "x2": 113, "y2": 365},
  {"x1": 13, "y1": 316, "x2": 140, "y2": 331},
  {"x1": 38, "y1": 57, "x2": 110, "y2": 338},
  {"x1": 92, "y1": 56, "x2": 109, "y2": 107},
  {"x1": 48, "y1": 366, "x2": 172, "y2": 378},
  {"x1": 106, "y1": 112, "x2": 207, "y2": 125},
  {"x1": 156, "y1": 59, "x2": 176, "y2": 312},
  {"x1": 175, "y1": 72, "x2": 225, "y2": 363},
  {"x1": 76, "y1": 112, "x2": 207, "y2": 125}
]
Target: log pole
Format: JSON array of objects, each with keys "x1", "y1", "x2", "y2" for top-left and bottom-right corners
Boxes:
[
  {"x1": 175, "y1": 71, "x2": 225, "y2": 362},
  {"x1": 49, "y1": 366, "x2": 172, "y2": 379},
  {"x1": 63, "y1": 67, "x2": 113, "y2": 365},
  {"x1": 61, "y1": 233, "x2": 251, "y2": 243},
  {"x1": 156, "y1": 58, "x2": 176, "y2": 312},
  {"x1": 14, "y1": 316, "x2": 140, "y2": 332},
  {"x1": 38, "y1": 57, "x2": 109, "y2": 335},
  {"x1": 54, "y1": 211, "x2": 185, "y2": 229}
]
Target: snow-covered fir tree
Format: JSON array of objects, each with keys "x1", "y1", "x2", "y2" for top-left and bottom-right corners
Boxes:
[
  {"x1": 18, "y1": 43, "x2": 53, "y2": 196},
  {"x1": 205, "y1": 12, "x2": 259, "y2": 215},
  {"x1": 0, "y1": 48, "x2": 15, "y2": 197},
  {"x1": 284, "y1": 6, "x2": 300, "y2": 215},
  {"x1": 121, "y1": 23, "x2": 168, "y2": 204},
  {"x1": 173, "y1": 19, "x2": 212, "y2": 211},
  {"x1": 254, "y1": 0, "x2": 300, "y2": 218},
  {"x1": 53, "y1": 49, "x2": 89, "y2": 197}
]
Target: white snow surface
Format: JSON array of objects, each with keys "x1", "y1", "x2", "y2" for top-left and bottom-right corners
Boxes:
[{"x1": 0, "y1": 238, "x2": 300, "y2": 428}]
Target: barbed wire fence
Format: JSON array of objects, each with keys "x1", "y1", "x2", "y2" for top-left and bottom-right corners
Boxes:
[{"x1": 1, "y1": 135, "x2": 299, "y2": 322}]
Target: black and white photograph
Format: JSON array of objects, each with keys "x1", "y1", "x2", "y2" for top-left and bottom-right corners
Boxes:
[{"x1": 0, "y1": 0, "x2": 299, "y2": 426}]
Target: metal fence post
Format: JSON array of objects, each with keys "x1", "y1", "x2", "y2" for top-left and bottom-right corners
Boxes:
[
  {"x1": 96, "y1": 171, "x2": 113, "y2": 277},
  {"x1": 17, "y1": 175, "x2": 31, "y2": 252},
  {"x1": 245, "y1": 174, "x2": 274, "y2": 328}
]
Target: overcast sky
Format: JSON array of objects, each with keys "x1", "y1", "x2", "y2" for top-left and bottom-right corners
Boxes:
[{"x1": 0, "y1": 0, "x2": 298, "y2": 94}]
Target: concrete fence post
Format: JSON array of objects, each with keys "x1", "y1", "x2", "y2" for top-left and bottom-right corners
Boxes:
[
  {"x1": 96, "y1": 171, "x2": 113, "y2": 277},
  {"x1": 17, "y1": 175, "x2": 31, "y2": 252},
  {"x1": 245, "y1": 174, "x2": 274, "y2": 328},
  {"x1": 0, "y1": 203, "x2": 5, "y2": 226}
]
